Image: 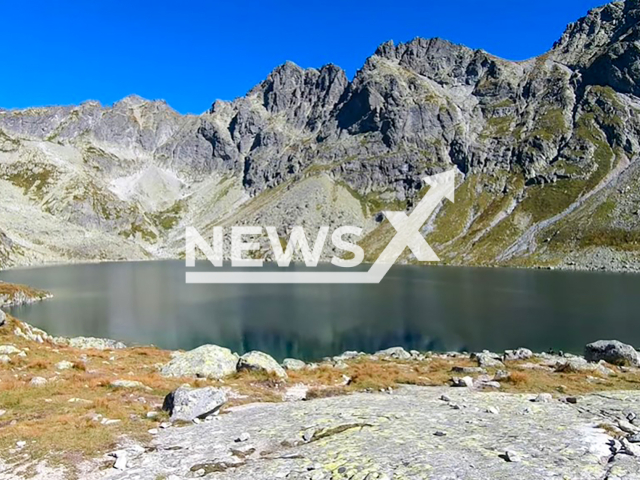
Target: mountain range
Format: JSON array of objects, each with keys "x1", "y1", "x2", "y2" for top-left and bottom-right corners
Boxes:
[{"x1": 2, "y1": 0, "x2": 640, "y2": 271}]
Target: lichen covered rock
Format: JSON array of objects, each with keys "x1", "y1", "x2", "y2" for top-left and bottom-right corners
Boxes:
[
  {"x1": 237, "y1": 351, "x2": 287, "y2": 379},
  {"x1": 161, "y1": 345, "x2": 239, "y2": 379}
]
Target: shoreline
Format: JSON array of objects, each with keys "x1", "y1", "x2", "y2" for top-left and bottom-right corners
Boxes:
[
  {"x1": 1, "y1": 284, "x2": 640, "y2": 478},
  {"x1": 3, "y1": 256, "x2": 640, "y2": 277}
]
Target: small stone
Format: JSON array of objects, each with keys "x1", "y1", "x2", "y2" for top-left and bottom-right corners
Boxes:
[
  {"x1": 494, "y1": 370, "x2": 510, "y2": 381},
  {"x1": 148, "y1": 428, "x2": 159, "y2": 435},
  {"x1": 566, "y1": 397, "x2": 578, "y2": 404},
  {"x1": 627, "y1": 412, "x2": 637, "y2": 423},
  {"x1": 146, "y1": 411, "x2": 159, "y2": 419},
  {"x1": 55, "y1": 360, "x2": 74, "y2": 371},
  {"x1": 451, "y1": 376, "x2": 474, "y2": 388},
  {"x1": 16, "y1": 441, "x2": 26, "y2": 448},
  {"x1": 486, "y1": 406, "x2": 500, "y2": 415},
  {"x1": 110, "y1": 450, "x2": 128, "y2": 470},
  {"x1": 439, "y1": 394, "x2": 451, "y2": 402},
  {"x1": 160, "y1": 422, "x2": 171, "y2": 429},
  {"x1": 0, "y1": 355, "x2": 10, "y2": 364},
  {"x1": 282, "y1": 358, "x2": 306, "y2": 371},
  {"x1": 0, "y1": 409, "x2": 6, "y2": 416},
  {"x1": 110, "y1": 380, "x2": 150, "y2": 390},
  {"x1": 434, "y1": 431, "x2": 447, "y2": 437},
  {"x1": 0, "y1": 345, "x2": 21, "y2": 355},
  {"x1": 532, "y1": 393, "x2": 553, "y2": 403},
  {"x1": 504, "y1": 450, "x2": 521, "y2": 462},
  {"x1": 101, "y1": 419, "x2": 121, "y2": 426},
  {"x1": 235, "y1": 432, "x2": 251, "y2": 443},
  {"x1": 29, "y1": 377, "x2": 47, "y2": 387},
  {"x1": 302, "y1": 429, "x2": 315, "y2": 443}
]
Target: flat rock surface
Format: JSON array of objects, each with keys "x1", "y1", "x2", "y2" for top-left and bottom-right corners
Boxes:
[{"x1": 102, "y1": 386, "x2": 640, "y2": 480}]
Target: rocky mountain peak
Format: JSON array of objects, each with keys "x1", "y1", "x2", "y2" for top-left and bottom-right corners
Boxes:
[{"x1": 2, "y1": 0, "x2": 640, "y2": 272}]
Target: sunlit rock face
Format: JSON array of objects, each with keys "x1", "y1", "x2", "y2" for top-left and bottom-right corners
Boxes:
[{"x1": 2, "y1": 0, "x2": 640, "y2": 271}]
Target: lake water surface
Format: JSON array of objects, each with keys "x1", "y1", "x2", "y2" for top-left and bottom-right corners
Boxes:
[{"x1": 1, "y1": 261, "x2": 639, "y2": 361}]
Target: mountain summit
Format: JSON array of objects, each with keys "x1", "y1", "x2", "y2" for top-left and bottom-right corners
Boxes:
[{"x1": 1, "y1": 0, "x2": 640, "y2": 271}]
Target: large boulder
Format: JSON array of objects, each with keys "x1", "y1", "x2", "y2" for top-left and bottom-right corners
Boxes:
[
  {"x1": 585, "y1": 340, "x2": 640, "y2": 367},
  {"x1": 161, "y1": 345, "x2": 239, "y2": 379},
  {"x1": 375, "y1": 347, "x2": 411, "y2": 360},
  {"x1": 282, "y1": 358, "x2": 306, "y2": 371},
  {"x1": 162, "y1": 385, "x2": 227, "y2": 422},
  {"x1": 237, "y1": 351, "x2": 287, "y2": 379},
  {"x1": 472, "y1": 351, "x2": 505, "y2": 368}
]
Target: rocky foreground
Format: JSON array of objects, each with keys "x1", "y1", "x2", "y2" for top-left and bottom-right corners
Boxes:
[
  {"x1": 100, "y1": 387, "x2": 640, "y2": 480},
  {"x1": 1, "y1": 308, "x2": 640, "y2": 479}
]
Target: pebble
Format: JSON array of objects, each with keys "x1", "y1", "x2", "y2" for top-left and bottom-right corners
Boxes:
[
  {"x1": 486, "y1": 406, "x2": 500, "y2": 415},
  {"x1": 504, "y1": 450, "x2": 522, "y2": 462},
  {"x1": 533, "y1": 393, "x2": 553, "y2": 403},
  {"x1": 235, "y1": 432, "x2": 251, "y2": 442},
  {"x1": 101, "y1": 419, "x2": 121, "y2": 426},
  {"x1": 566, "y1": 397, "x2": 578, "y2": 404},
  {"x1": 55, "y1": 360, "x2": 73, "y2": 370},
  {"x1": 148, "y1": 428, "x2": 159, "y2": 435},
  {"x1": 29, "y1": 376, "x2": 47, "y2": 387},
  {"x1": 439, "y1": 394, "x2": 451, "y2": 402},
  {"x1": 111, "y1": 451, "x2": 128, "y2": 470},
  {"x1": 16, "y1": 441, "x2": 26, "y2": 448},
  {"x1": 434, "y1": 431, "x2": 447, "y2": 437},
  {"x1": 451, "y1": 376, "x2": 474, "y2": 388}
]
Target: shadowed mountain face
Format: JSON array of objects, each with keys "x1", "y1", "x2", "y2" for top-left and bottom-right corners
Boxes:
[{"x1": 1, "y1": 0, "x2": 640, "y2": 271}]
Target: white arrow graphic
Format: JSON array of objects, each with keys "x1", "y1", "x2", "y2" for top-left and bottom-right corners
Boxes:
[{"x1": 186, "y1": 169, "x2": 456, "y2": 284}]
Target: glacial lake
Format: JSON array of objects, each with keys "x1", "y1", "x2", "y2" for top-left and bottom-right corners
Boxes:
[{"x1": 1, "y1": 261, "x2": 639, "y2": 361}]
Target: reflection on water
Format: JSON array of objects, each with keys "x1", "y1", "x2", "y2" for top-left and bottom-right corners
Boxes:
[{"x1": 1, "y1": 261, "x2": 639, "y2": 361}]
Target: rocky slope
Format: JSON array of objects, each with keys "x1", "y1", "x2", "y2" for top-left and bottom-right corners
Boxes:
[{"x1": 2, "y1": 0, "x2": 640, "y2": 270}]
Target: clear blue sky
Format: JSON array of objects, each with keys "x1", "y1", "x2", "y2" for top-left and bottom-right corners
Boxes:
[{"x1": 1, "y1": 0, "x2": 606, "y2": 114}]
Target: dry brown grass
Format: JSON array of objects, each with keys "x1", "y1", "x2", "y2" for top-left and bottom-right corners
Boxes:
[
  {"x1": 0, "y1": 281, "x2": 49, "y2": 302},
  {"x1": 506, "y1": 371, "x2": 529, "y2": 385}
]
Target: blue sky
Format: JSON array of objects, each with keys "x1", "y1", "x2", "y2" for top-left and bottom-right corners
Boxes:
[{"x1": 2, "y1": 0, "x2": 605, "y2": 114}]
